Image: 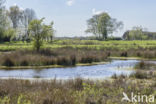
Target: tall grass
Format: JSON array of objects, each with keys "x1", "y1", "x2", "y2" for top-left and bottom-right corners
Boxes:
[
  {"x1": 135, "y1": 61, "x2": 156, "y2": 70},
  {"x1": 0, "y1": 48, "x2": 108, "y2": 67},
  {"x1": 0, "y1": 77, "x2": 155, "y2": 104}
]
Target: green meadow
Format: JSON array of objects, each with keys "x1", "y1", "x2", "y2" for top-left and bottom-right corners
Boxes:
[{"x1": 1, "y1": 40, "x2": 156, "y2": 51}]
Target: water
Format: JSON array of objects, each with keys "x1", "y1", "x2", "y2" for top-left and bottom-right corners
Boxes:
[{"x1": 0, "y1": 60, "x2": 140, "y2": 79}]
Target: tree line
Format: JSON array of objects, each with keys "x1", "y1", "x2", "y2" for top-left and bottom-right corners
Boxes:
[
  {"x1": 0, "y1": 0, "x2": 55, "y2": 43},
  {"x1": 123, "y1": 26, "x2": 156, "y2": 40}
]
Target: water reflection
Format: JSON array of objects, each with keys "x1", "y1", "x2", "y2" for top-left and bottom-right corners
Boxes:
[{"x1": 0, "y1": 60, "x2": 140, "y2": 79}]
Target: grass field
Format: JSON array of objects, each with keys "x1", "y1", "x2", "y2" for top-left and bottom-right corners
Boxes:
[{"x1": 1, "y1": 40, "x2": 156, "y2": 51}]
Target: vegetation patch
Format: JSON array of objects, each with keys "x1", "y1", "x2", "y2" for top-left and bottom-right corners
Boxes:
[
  {"x1": 0, "y1": 48, "x2": 108, "y2": 68},
  {"x1": 0, "y1": 76, "x2": 155, "y2": 104}
]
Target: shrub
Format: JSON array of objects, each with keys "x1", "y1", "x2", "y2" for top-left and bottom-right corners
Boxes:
[
  {"x1": 135, "y1": 61, "x2": 156, "y2": 70},
  {"x1": 20, "y1": 60, "x2": 29, "y2": 66},
  {"x1": 111, "y1": 74, "x2": 117, "y2": 79},
  {"x1": 57, "y1": 57, "x2": 72, "y2": 66},
  {"x1": 80, "y1": 56, "x2": 93, "y2": 63},
  {"x1": 70, "y1": 55, "x2": 76, "y2": 66},
  {"x1": 120, "y1": 51, "x2": 128, "y2": 57},
  {"x1": 136, "y1": 52, "x2": 142, "y2": 57},
  {"x1": 130, "y1": 71, "x2": 148, "y2": 79},
  {"x1": 135, "y1": 61, "x2": 145, "y2": 69},
  {"x1": 2, "y1": 58, "x2": 15, "y2": 67}
]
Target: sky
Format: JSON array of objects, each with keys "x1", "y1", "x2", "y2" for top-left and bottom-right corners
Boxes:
[{"x1": 5, "y1": 0, "x2": 156, "y2": 37}]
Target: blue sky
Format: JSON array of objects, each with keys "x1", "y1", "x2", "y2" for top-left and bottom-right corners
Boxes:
[{"x1": 5, "y1": 0, "x2": 156, "y2": 37}]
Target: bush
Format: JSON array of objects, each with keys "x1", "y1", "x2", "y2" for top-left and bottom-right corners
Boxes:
[
  {"x1": 80, "y1": 56, "x2": 94, "y2": 63},
  {"x1": 135, "y1": 61, "x2": 156, "y2": 70},
  {"x1": 120, "y1": 51, "x2": 128, "y2": 57},
  {"x1": 70, "y1": 55, "x2": 76, "y2": 66},
  {"x1": 135, "y1": 61, "x2": 145, "y2": 69},
  {"x1": 2, "y1": 58, "x2": 15, "y2": 67},
  {"x1": 57, "y1": 57, "x2": 72, "y2": 66},
  {"x1": 130, "y1": 71, "x2": 148, "y2": 79},
  {"x1": 20, "y1": 60, "x2": 29, "y2": 66}
]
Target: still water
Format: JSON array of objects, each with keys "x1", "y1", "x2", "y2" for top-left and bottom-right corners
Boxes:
[{"x1": 0, "y1": 60, "x2": 141, "y2": 79}]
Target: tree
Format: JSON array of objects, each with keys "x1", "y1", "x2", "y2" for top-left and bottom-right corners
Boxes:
[
  {"x1": 24, "y1": 8, "x2": 36, "y2": 24},
  {"x1": 46, "y1": 21, "x2": 55, "y2": 42},
  {"x1": 8, "y1": 5, "x2": 23, "y2": 29},
  {"x1": 0, "y1": 0, "x2": 16, "y2": 42},
  {"x1": 0, "y1": 0, "x2": 7, "y2": 41},
  {"x1": 98, "y1": 13, "x2": 111, "y2": 39},
  {"x1": 28, "y1": 18, "x2": 54, "y2": 51},
  {"x1": 123, "y1": 26, "x2": 148, "y2": 40},
  {"x1": 3, "y1": 27, "x2": 16, "y2": 41},
  {"x1": 22, "y1": 8, "x2": 36, "y2": 41},
  {"x1": 86, "y1": 12, "x2": 123, "y2": 40},
  {"x1": 85, "y1": 15, "x2": 100, "y2": 38},
  {"x1": 0, "y1": 0, "x2": 6, "y2": 27}
]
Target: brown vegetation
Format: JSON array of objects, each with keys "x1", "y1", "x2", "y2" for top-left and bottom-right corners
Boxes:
[
  {"x1": 0, "y1": 48, "x2": 108, "y2": 67},
  {"x1": 0, "y1": 76, "x2": 155, "y2": 104}
]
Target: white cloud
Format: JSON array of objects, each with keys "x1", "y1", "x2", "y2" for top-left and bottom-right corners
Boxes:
[
  {"x1": 13, "y1": 3, "x2": 17, "y2": 6},
  {"x1": 66, "y1": 0, "x2": 75, "y2": 6},
  {"x1": 92, "y1": 8, "x2": 104, "y2": 15}
]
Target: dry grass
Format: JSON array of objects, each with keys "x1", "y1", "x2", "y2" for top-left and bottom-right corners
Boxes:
[
  {"x1": 0, "y1": 48, "x2": 108, "y2": 67},
  {"x1": 0, "y1": 76, "x2": 155, "y2": 104}
]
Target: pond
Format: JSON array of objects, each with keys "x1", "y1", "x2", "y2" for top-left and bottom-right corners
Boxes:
[{"x1": 0, "y1": 60, "x2": 141, "y2": 80}]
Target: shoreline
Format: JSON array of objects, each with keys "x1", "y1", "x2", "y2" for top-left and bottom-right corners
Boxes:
[
  {"x1": 109, "y1": 57, "x2": 156, "y2": 61},
  {"x1": 0, "y1": 61, "x2": 108, "y2": 70},
  {"x1": 0, "y1": 57, "x2": 156, "y2": 70}
]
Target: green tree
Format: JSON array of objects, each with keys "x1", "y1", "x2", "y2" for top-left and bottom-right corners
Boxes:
[
  {"x1": 8, "y1": 5, "x2": 23, "y2": 29},
  {"x1": 97, "y1": 13, "x2": 111, "y2": 39},
  {"x1": 28, "y1": 18, "x2": 54, "y2": 51},
  {"x1": 123, "y1": 26, "x2": 148, "y2": 40},
  {"x1": 22, "y1": 8, "x2": 37, "y2": 41},
  {"x1": 86, "y1": 12, "x2": 123, "y2": 40},
  {"x1": 3, "y1": 27, "x2": 16, "y2": 41},
  {"x1": 0, "y1": 0, "x2": 16, "y2": 42},
  {"x1": 0, "y1": 0, "x2": 7, "y2": 41},
  {"x1": 85, "y1": 15, "x2": 100, "y2": 38},
  {"x1": 46, "y1": 21, "x2": 55, "y2": 42}
]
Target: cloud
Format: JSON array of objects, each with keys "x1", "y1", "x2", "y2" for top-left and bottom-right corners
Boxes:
[
  {"x1": 66, "y1": 0, "x2": 75, "y2": 6},
  {"x1": 13, "y1": 3, "x2": 17, "y2": 6},
  {"x1": 92, "y1": 8, "x2": 104, "y2": 15}
]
